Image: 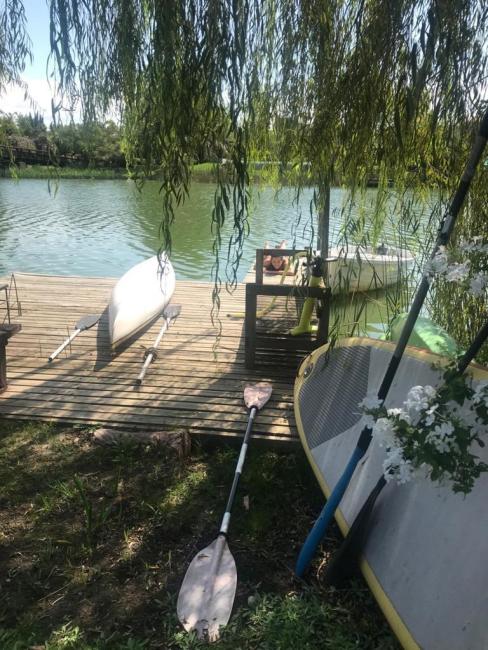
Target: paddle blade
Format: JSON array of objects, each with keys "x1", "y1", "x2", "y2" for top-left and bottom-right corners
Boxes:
[
  {"x1": 75, "y1": 314, "x2": 100, "y2": 331},
  {"x1": 163, "y1": 304, "x2": 182, "y2": 321},
  {"x1": 244, "y1": 382, "x2": 272, "y2": 410},
  {"x1": 177, "y1": 535, "x2": 237, "y2": 642}
]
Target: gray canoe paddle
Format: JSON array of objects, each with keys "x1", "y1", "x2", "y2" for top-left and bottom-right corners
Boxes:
[
  {"x1": 48, "y1": 313, "x2": 100, "y2": 362},
  {"x1": 177, "y1": 382, "x2": 273, "y2": 642},
  {"x1": 136, "y1": 304, "x2": 182, "y2": 385}
]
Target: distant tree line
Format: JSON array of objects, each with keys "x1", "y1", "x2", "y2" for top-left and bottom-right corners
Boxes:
[{"x1": 0, "y1": 113, "x2": 126, "y2": 168}]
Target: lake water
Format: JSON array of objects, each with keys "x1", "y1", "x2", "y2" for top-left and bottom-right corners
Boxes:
[{"x1": 0, "y1": 179, "x2": 432, "y2": 282}]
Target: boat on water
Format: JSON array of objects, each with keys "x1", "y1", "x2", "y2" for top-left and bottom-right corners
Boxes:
[
  {"x1": 295, "y1": 337, "x2": 487, "y2": 650},
  {"x1": 260, "y1": 244, "x2": 415, "y2": 294},
  {"x1": 108, "y1": 254, "x2": 176, "y2": 349},
  {"x1": 325, "y1": 245, "x2": 415, "y2": 293}
]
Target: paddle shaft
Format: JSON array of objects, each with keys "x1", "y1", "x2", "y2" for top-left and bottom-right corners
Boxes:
[
  {"x1": 136, "y1": 317, "x2": 170, "y2": 384},
  {"x1": 220, "y1": 406, "x2": 257, "y2": 535},
  {"x1": 295, "y1": 109, "x2": 488, "y2": 577},
  {"x1": 48, "y1": 328, "x2": 81, "y2": 362},
  {"x1": 325, "y1": 316, "x2": 488, "y2": 585}
]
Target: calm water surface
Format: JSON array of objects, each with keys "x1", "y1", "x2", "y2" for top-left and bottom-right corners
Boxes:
[{"x1": 0, "y1": 179, "x2": 431, "y2": 281}]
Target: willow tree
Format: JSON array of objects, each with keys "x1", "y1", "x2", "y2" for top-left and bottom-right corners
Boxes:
[{"x1": 3, "y1": 1, "x2": 488, "y2": 344}]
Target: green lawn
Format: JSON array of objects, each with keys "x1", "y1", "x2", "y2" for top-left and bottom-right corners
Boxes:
[{"x1": 0, "y1": 419, "x2": 398, "y2": 649}]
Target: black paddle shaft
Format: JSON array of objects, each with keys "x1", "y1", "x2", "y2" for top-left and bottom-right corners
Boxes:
[
  {"x1": 357, "y1": 109, "x2": 488, "y2": 453},
  {"x1": 219, "y1": 406, "x2": 257, "y2": 536}
]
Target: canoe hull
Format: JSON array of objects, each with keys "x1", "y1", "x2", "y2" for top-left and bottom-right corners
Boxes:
[
  {"x1": 109, "y1": 254, "x2": 176, "y2": 349},
  {"x1": 295, "y1": 338, "x2": 487, "y2": 650}
]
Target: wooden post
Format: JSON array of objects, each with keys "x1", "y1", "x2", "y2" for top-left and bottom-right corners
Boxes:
[
  {"x1": 0, "y1": 324, "x2": 21, "y2": 393},
  {"x1": 317, "y1": 182, "x2": 330, "y2": 256}
]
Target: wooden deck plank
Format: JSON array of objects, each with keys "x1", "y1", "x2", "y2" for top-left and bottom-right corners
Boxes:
[{"x1": 0, "y1": 273, "x2": 306, "y2": 445}]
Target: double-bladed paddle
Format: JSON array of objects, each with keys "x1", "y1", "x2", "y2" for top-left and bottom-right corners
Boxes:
[
  {"x1": 177, "y1": 382, "x2": 273, "y2": 642},
  {"x1": 295, "y1": 107, "x2": 488, "y2": 577},
  {"x1": 48, "y1": 313, "x2": 100, "y2": 362},
  {"x1": 136, "y1": 304, "x2": 181, "y2": 385},
  {"x1": 324, "y1": 317, "x2": 488, "y2": 586}
]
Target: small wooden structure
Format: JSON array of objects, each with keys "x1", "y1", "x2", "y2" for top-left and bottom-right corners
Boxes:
[
  {"x1": 244, "y1": 248, "x2": 331, "y2": 368},
  {"x1": 0, "y1": 272, "x2": 302, "y2": 446}
]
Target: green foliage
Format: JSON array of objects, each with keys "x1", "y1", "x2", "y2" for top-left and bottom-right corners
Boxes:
[
  {"x1": 37, "y1": 1, "x2": 487, "y2": 326},
  {"x1": 0, "y1": 0, "x2": 31, "y2": 90}
]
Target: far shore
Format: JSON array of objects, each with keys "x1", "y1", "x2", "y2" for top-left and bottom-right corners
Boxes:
[{"x1": 1, "y1": 163, "x2": 362, "y2": 186}]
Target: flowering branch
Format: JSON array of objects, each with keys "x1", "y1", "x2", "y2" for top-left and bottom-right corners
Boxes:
[
  {"x1": 425, "y1": 238, "x2": 488, "y2": 297},
  {"x1": 360, "y1": 368, "x2": 488, "y2": 495}
]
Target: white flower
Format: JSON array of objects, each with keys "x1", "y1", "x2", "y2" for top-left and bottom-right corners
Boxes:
[
  {"x1": 372, "y1": 417, "x2": 398, "y2": 449},
  {"x1": 459, "y1": 238, "x2": 488, "y2": 253},
  {"x1": 424, "y1": 247, "x2": 449, "y2": 277},
  {"x1": 382, "y1": 446, "x2": 415, "y2": 484},
  {"x1": 424, "y1": 403, "x2": 439, "y2": 426},
  {"x1": 358, "y1": 395, "x2": 383, "y2": 411},
  {"x1": 425, "y1": 421, "x2": 455, "y2": 453},
  {"x1": 445, "y1": 262, "x2": 470, "y2": 282},
  {"x1": 362, "y1": 413, "x2": 376, "y2": 429},
  {"x1": 404, "y1": 385, "x2": 436, "y2": 423},
  {"x1": 469, "y1": 272, "x2": 488, "y2": 297},
  {"x1": 387, "y1": 407, "x2": 411, "y2": 423},
  {"x1": 473, "y1": 381, "x2": 488, "y2": 407}
]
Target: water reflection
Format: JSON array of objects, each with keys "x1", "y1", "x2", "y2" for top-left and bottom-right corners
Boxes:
[{"x1": 0, "y1": 178, "x2": 433, "y2": 281}]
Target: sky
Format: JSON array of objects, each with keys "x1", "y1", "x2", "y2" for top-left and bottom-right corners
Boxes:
[{"x1": 1, "y1": 0, "x2": 56, "y2": 118}]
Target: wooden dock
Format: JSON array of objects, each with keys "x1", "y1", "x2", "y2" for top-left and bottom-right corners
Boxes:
[{"x1": 0, "y1": 273, "x2": 303, "y2": 446}]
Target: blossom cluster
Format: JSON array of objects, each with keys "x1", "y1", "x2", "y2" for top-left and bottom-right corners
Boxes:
[
  {"x1": 424, "y1": 238, "x2": 488, "y2": 297},
  {"x1": 359, "y1": 373, "x2": 488, "y2": 494}
]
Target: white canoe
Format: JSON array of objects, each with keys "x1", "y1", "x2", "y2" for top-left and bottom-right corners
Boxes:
[
  {"x1": 109, "y1": 254, "x2": 176, "y2": 349},
  {"x1": 325, "y1": 245, "x2": 414, "y2": 293}
]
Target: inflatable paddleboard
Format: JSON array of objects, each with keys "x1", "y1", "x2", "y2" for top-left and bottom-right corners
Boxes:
[
  {"x1": 388, "y1": 313, "x2": 461, "y2": 358},
  {"x1": 295, "y1": 338, "x2": 487, "y2": 650}
]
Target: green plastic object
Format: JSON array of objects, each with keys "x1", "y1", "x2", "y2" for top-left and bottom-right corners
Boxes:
[{"x1": 388, "y1": 313, "x2": 462, "y2": 358}]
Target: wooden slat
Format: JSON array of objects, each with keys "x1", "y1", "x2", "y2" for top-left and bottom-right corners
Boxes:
[{"x1": 0, "y1": 273, "x2": 303, "y2": 445}]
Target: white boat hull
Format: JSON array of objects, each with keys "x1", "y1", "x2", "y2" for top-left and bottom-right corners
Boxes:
[
  {"x1": 109, "y1": 254, "x2": 176, "y2": 348},
  {"x1": 325, "y1": 246, "x2": 414, "y2": 293}
]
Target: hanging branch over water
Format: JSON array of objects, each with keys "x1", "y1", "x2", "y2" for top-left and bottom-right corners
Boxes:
[{"x1": 2, "y1": 1, "x2": 487, "y2": 331}]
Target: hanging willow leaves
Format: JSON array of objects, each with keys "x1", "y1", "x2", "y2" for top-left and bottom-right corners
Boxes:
[
  {"x1": 0, "y1": 0, "x2": 31, "y2": 90},
  {"x1": 1, "y1": 1, "x2": 487, "y2": 336}
]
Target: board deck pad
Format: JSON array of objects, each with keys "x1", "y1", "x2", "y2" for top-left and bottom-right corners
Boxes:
[
  {"x1": 295, "y1": 338, "x2": 488, "y2": 650},
  {"x1": 298, "y1": 345, "x2": 370, "y2": 449}
]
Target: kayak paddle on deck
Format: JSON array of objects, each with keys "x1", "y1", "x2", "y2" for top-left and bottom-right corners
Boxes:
[
  {"x1": 136, "y1": 304, "x2": 181, "y2": 385},
  {"x1": 177, "y1": 382, "x2": 273, "y2": 642},
  {"x1": 48, "y1": 314, "x2": 100, "y2": 362}
]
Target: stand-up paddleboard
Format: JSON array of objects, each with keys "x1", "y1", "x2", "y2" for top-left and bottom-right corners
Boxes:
[
  {"x1": 109, "y1": 254, "x2": 176, "y2": 349},
  {"x1": 295, "y1": 338, "x2": 487, "y2": 650}
]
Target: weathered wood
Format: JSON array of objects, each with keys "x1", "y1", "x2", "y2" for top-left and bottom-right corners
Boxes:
[
  {"x1": 0, "y1": 274, "x2": 301, "y2": 445},
  {"x1": 244, "y1": 281, "x2": 330, "y2": 369},
  {"x1": 0, "y1": 323, "x2": 22, "y2": 393}
]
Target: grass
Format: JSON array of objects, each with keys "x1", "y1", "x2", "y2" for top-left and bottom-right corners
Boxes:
[
  {"x1": 2, "y1": 166, "x2": 128, "y2": 180},
  {"x1": 0, "y1": 419, "x2": 399, "y2": 649}
]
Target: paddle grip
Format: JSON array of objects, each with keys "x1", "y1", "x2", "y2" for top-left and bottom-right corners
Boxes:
[
  {"x1": 219, "y1": 406, "x2": 257, "y2": 535},
  {"x1": 48, "y1": 329, "x2": 80, "y2": 362}
]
